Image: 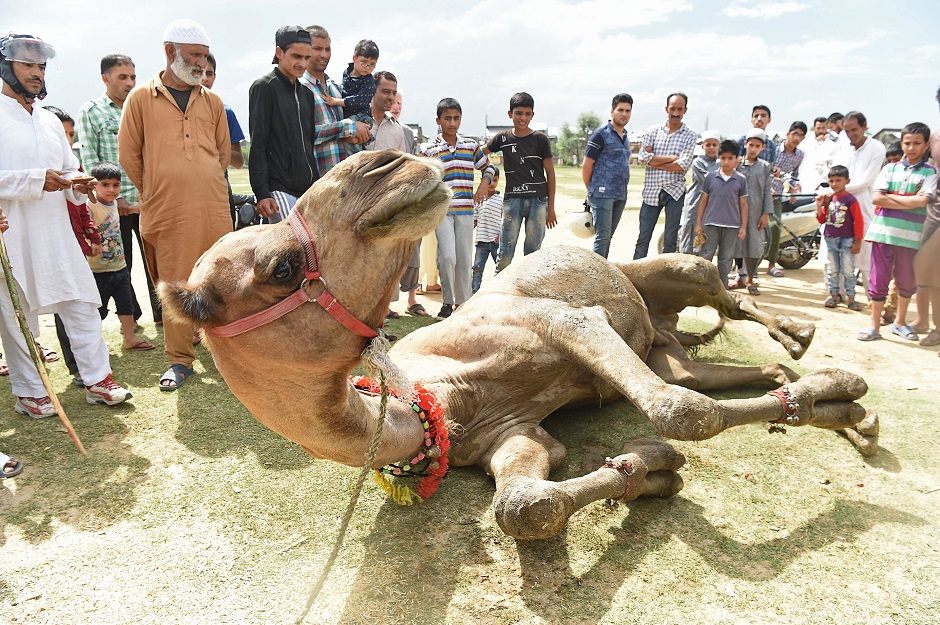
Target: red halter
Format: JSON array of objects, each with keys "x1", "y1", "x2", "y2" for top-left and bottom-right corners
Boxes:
[{"x1": 203, "y1": 210, "x2": 379, "y2": 340}]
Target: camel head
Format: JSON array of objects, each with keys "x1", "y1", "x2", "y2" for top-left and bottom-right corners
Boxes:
[{"x1": 159, "y1": 150, "x2": 450, "y2": 360}]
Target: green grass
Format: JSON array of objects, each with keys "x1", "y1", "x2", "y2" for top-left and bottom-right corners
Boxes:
[{"x1": 3, "y1": 287, "x2": 937, "y2": 623}]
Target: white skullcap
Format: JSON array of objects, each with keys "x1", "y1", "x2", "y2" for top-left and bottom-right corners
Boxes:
[
  {"x1": 162, "y1": 19, "x2": 210, "y2": 47},
  {"x1": 701, "y1": 130, "x2": 721, "y2": 141}
]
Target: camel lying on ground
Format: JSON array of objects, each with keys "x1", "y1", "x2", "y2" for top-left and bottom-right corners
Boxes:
[{"x1": 161, "y1": 150, "x2": 878, "y2": 540}]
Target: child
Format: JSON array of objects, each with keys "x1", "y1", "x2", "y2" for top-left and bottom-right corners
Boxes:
[
  {"x1": 85, "y1": 162, "x2": 155, "y2": 352},
  {"x1": 858, "y1": 122, "x2": 938, "y2": 341},
  {"x1": 322, "y1": 39, "x2": 378, "y2": 154},
  {"x1": 885, "y1": 141, "x2": 903, "y2": 164},
  {"x1": 695, "y1": 140, "x2": 748, "y2": 286},
  {"x1": 473, "y1": 169, "x2": 502, "y2": 294},
  {"x1": 816, "y1": 165, "x2": 864, "y2": 310},
  {"x1": 734, "y1": 129, "x2": 774, "y2": 295},
  {"x1": 421, "y1": 98, "x2": 496, "y2": 318},
  {"x1": 679, "y1": 131, "x2": 720, "y2": 254},
  {"x1": 483, "y1": 92, "x2": 556, "y2": 272}
]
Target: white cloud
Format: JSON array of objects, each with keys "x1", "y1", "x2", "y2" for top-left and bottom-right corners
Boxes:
[{"x1": 721, "y1": 1, "x2": 810, "y2": 19}]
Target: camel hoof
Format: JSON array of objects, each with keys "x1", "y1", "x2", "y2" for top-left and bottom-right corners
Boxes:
[
  {"x1": 640, "y1": 470, "x2": 685, "y2": 498},
  {"x1": 839, "y1": 427, "x2": 879, "y2": 456},
  {"x1": 492, "y1": 477, "x2": 573, "y2": 540},
  {"x1": 856, "y1": 410, "x2": 879, "y2": 436},
  {"x1": 620, "y1": 438, "x2": 686, "y2": 471}
]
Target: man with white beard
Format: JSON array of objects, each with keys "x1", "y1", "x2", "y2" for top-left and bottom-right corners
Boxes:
[{"x1": 118, "y1": 19, "x2": 231, "y2": 391}]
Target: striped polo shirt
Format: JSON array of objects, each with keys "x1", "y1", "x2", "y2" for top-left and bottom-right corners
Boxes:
[
  {"x1": 422, "y1": 134, "x2": 497, "y2": 215},
  {"x1": 866, "y1": 158, "x2": 938, "y2": 250}
]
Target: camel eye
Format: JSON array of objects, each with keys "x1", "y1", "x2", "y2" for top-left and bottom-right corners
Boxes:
[{"x1": 272, "y1": 260, "x2": 294, "y2": 282}]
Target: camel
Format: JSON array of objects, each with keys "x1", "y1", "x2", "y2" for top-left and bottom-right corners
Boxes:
[{"x1": 160, "y1": 150, "x2": 878, "y2": 540}]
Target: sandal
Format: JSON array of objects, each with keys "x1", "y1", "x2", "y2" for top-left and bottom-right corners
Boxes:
[
  {"x1": 0, "y1": 353, "x2": 7, "y2": 376},
  {"x1": 0, "y1": 453, "x2": 22, "y2": 479},
  {"x1": 824, "y1": 294, "x2": 841, "y2": 308},
  {"x1": 767, "y1": 267, "x2": 785, "y2": 278},
  {"x1": 747, "y1": 284, "x2": 761, "y2": 296},
  {"x1": 159, "y1": 364, "x2": 195, "y2": 392},
  {"x1": 857, "y1": 328, "x2": 882, "y2": 342},
  {"x1": 124, "y1": 340, "x2": 156, "y2": 352},
  {"x1": 919, "y1": 329, "x2": 940, "y2": 347},
  {"x1": 846, "y1": 301, "x2": 864, "y2": 312},
  {"x1": 386, "y1": 309, "x2": 401, "y2": 320},
  {"x1": 37, "y1": 344, "x2": 59, "y2": 363},
  {"x1": 889, "y1": 324, "x2": 919, "y2": 341},
  {"x1": 407, "y1": 303, "x2": 430, "y2": 317},
  {"x1": 727, "y1": 278, "x2": 746, "y2": 290}
]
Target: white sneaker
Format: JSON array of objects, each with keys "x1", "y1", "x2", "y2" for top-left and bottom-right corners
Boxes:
[
  {"x1": 15, "y1": 396, "x2": 57, "y2": 419},
  {"x1": 85, "y1": 374, "x2": 132, "y2": 406}
]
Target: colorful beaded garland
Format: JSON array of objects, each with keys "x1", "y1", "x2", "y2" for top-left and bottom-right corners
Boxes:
[{"x1": 351, "y1": 376, "x2": 450, "y2": 505}]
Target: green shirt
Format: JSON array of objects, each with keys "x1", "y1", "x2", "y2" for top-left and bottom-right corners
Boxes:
[{"x1": 76, "y1": 93, "x2": 138, "y2": 205}]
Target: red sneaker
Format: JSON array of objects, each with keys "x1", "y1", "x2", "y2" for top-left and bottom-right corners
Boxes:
[
  {"x1": 85, "y1": 374, "x2": 133, "y2": 406},
  {"x1": 15, "y1": 396, "x2": 57, "y2": 418}
]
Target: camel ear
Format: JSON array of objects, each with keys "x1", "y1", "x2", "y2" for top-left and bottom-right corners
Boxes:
[{"x1": 157, "y1": 281, "x2": 223, "y2": 326}]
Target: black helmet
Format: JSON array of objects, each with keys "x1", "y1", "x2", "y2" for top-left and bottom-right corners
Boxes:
[{"x1": 0, "y1": 33, "x2": 56, "y2": 101}]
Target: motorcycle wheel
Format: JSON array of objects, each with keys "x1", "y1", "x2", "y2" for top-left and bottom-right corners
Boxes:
[{"x1": 777, "y1": 244, "x2": 813, "y2": 270}]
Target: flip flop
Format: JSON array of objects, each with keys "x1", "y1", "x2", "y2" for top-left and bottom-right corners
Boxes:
[
  {"x1": 856, "y1": 328, "x2": 882, "y2": 342},
  {"x1": 767, "y1": 267, "x2": 785, "y2": 278},
  {"x1": 889, "y1": 324, "x2": 919, "y2": 341},
  {"x1": 386, "y1": 309, "x2": 401, "y2": 319},
  {"x1": 407, "y1": 303, "x2": 430, "y2": 317},
  {"x1": 37, "y1": 345, "x2": 59, "y2": 363},
  {"x1": 159, "y1": 364, "x2": 195, "y2": 392},
  {"x1": 124, "y1": 340, "x2": 156, "y2": 352},
  {"x1": 0, "y1": 453, "x2": 22, "y2": 479},
  {"x1": 919, "y1": 329, "x2": 940, "y2": 347},
  {"x1": 0, "y1": 354, "x2": 8, "y2": 376}
]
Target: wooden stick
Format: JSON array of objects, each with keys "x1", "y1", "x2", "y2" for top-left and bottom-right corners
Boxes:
[{"x1": 0, "y1": 230, "x2": 87, "y2": 455}]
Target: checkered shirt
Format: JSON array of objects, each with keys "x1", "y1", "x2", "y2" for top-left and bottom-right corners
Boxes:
[
  {"x1": 637, "y1": 121, "x2": 697, "y2": 204},
  {"x1": 76, "y1": 93, "x2": 138, "y2": 204},
  {"x1": 772, "y1": 143, "x2": 804, "y2": 194},
  {"x1": 299, "y1": 71, "x2": 357, "y2": 175}
]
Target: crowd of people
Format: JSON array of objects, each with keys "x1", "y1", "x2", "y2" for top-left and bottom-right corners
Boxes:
[{"x1": 0, "y1": 19, "x2": 938, "y2": 480}]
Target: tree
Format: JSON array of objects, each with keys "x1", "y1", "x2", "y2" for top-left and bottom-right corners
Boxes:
[{"x1": 556, "y1": 111, "x2": 602, "y2": 166}]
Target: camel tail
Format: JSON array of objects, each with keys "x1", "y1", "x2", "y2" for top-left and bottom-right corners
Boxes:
[{"x1": 675, "y1": 316, "x2": 726, "y2": 354}]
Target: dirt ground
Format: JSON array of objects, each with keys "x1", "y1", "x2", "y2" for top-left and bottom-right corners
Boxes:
[{"x1": 400, "y1": 193, "x2": 939, "y2": 394}]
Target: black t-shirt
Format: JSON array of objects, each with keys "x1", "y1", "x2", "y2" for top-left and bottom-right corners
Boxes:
[
  {"x1": 165, "y1": 85, "x2": 192, "y2": 112},
  {"x1": 487, "y1": 130, "x2": 552, "y2": 198}
]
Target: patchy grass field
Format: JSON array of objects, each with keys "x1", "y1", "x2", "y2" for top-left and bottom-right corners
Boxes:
[{"x1": 1, "y1": 305, "x2": 938, "y2": 624}]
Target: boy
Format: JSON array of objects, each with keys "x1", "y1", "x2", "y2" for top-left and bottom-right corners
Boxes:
[
  {"x1": 858, "y1": 122, "x2": 938, "y2": 341},
  {"x1": 421, "y1": 98, "x2": 496, "y2": 318},
  {"x1": 473, "y1": 169, "x2": 502, "y2": 293},
  {"x1": 734, "y1": 129, "x2": 774, "y2": 295},
  {"x1": 885, "y1": 141, "x2": 903, "y2": 164},
  {"x1": 483, "y1": 92, "x2": 556, "y2": 272},
  {"x1": 679, "y1": 130, "x2": 720, "y2": 254},
  {"x1": 695, "y1": 140, "x2": 748, "y2": 286},
  {"x1": 816, "y1": 165, "x2": 864, "y2": 311},
  {"x1": 323, "y1": 39, "x2": 378, "y2": 154},
  {"x1": 765, "y1": 121, "x2": 806, "y2": 278},
  {"x1": 85, "y1": 162, "x2": 155, "y2": 353}
]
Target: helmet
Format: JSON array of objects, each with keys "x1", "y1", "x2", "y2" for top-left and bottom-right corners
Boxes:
[
  {"x1": 0, "y1": 33, "x2": 55, "y2": 101},
  {"x1": 568, "y1": 210, "x2": 595, "y2": 239}
]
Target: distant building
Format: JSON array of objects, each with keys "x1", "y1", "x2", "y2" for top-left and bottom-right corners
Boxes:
[{"x1": 873, "y1": 128, "x2": 902, "y2": 147}]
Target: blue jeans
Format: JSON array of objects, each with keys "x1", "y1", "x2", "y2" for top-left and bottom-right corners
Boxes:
[
  {"x1": 588, "y1": 195, "x2": 626, "y2": 258},
  {"x1": 472, "y1": 241, "x2": 499, "y2": 293},
  {"x1": 825, "y1": 236, "x2": 856, "y2": 299},
  {"x1": 496, "y1": 196, "x2": 547, "y2": 272},
  {"x1": 634, "y1": 189, "x2": 685, "y2": 259}
]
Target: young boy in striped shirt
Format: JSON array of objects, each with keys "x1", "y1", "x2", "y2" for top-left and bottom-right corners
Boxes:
[
  {"x1": 473, "y1": 169, "x2": 502, "y2": 294},
  {"x1": 858, "y1": 122, "x2": 938, "y2": 342},
  {"x1": 421, "y1": 98, "x2": 497, "y2": 318}
]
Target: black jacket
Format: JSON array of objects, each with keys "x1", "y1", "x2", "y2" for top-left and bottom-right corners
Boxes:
[{"x1": 248, "y1": 68, "x2": 318, "y2": 200}]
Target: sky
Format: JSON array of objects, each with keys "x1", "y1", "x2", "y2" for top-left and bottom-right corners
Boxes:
[{"x1": 6, "y1": 0, "x2": 940, "y2": 141}]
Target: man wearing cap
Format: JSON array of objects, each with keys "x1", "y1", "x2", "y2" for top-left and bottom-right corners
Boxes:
[
  {"x1": 118, "y1": 19, "x2": 231, "y2": 391},
  {"x1": 0, "y1": 32, "x2": 132, "y2": 415},
  {"x1": 678, "y1": 130, "x2": 721, "y2": 254},
  {"x1": 248, "y1": 26, "x2": 318, "y2": 224}
]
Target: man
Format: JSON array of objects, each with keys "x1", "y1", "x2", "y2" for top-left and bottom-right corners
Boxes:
[
  {"x1": 827, "y1": 112, "x2": 844, "y2": 141},
  {"x1": 634, "y1": 92, "x2": 697, "y2": 259},
  {"x1": 365, "y1": 71, "x2": 419, "y2": 319},
  {"x1": 823, "y1": 111, "x2": 887, "y2": 289},
  {"x1": 582, "y1": 93, "x2": 632, "y2": 258},
  {"x1": 391, "y1": 91, "x2": 417, "y2": 155},
  {"x1": 77, "y1": 54, "x2": 162, "y2": 324},
  {"x1": 119, "y1": 19, "x2": 232, "y2": 391},
  {"x1": 299, "y1": 25, "x2": 369, "y2": 176},
  {"x1": 0, "y1": 32, "x2": 131, "y2": 415},
  {"x1": 798, "y1": 116, "x2": 836, "y2": 193},
  {"x1": 764, "y1": 121, "x2": 806, "y2": 278},
  {"x1": 249, "y1": 26, "x2": 318, "y2": 224}
]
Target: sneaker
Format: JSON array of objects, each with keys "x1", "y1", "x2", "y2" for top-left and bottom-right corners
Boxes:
[
  {"x1": 85, "y1": 374, "x2": 133, "y2": 406},
  {"x1": 437, "y1": 304, "x2": 453, "y2": 319},
  {"x1": 15, "y1": 396, "x2": 57, "y2": 419}
]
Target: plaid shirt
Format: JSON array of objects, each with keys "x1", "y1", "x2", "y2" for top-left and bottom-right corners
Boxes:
[
  {"x1": 299, "y1": 71, "x2": 356, "y2": 175},
  {"x1": 76, "y1": 93, "x2": 138, "y2": 204},
  {"x1": 772, "y1": 143, "x2": 804, "y2": 194},
  {"x1": 637, "y1": 121, "x2": 697, "y2": 204}
]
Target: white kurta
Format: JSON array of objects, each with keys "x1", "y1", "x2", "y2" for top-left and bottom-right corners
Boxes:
[
  {"x1": 830, "y1": 136, "x2": 887, "y2": 273},
  {"x1": 797, "y1": 136, "x2": 836, "y2": 193},
  {"x1": 0, "y1": 94, "x2": 100, "y2": 313}
]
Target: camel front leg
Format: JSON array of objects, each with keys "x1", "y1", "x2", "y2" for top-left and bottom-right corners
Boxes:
[
  {"x1": 481, "y1": 424, "x2": 684, "y2": 539},
  {"x1": 646, "y1": 343, "x2": 800, "y2": 390}
]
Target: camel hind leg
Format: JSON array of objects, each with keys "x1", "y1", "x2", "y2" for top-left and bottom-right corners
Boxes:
[{"x1": 618, "y1": 254, "x2": 815, "y2": 360}]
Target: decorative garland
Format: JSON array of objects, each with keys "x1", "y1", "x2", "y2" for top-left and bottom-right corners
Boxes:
[{"x1": 351, "y1": 376, "x2": 450, "y2": 505}]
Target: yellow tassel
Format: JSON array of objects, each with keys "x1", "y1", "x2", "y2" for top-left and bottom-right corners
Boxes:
[{"x1": 374, "y1": 470, "x2": 424, "y2": 506}]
